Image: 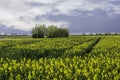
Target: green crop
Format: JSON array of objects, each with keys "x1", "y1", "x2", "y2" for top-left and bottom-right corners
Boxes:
[{"x1": 0, "y1": 36, "x2": 120, "y2": 80}]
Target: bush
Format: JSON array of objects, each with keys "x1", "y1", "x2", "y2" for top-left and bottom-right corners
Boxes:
[
  {"x1": 46, "y1": 25, "x2": 69, "y2": 38},
  {"x1": 32, "y1": 24, "x2": 46, "y2": 38},
  {"x1": 32, "y1": 24, "x2": 69, "y2": 38}
]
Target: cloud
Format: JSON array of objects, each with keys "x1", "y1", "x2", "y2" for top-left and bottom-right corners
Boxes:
[
  {"x1": 37, "y1": 18, "x2": 69, "y2": 28},
  {"x1": 0, "y1": 0, "x2": 68, "y2": 31},
  {"x1": 55, "y1": 0, "x2": 120, "y2": 16},
  {"x1": 0, "y1": 0, "x2": 120, "y2": 31},
  {"x1": 24, "y1": 0, "x2": 60, "y2": 4}
]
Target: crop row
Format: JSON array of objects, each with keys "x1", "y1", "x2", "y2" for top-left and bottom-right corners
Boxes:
[
  {"x1": 0, "y1": 37, "x2": 95, "y2": 59},
  {"x1": 0, "y1": 36, "x2": 119, "y2": 80}
]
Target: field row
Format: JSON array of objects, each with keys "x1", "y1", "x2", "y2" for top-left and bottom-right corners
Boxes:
[
  {"x1": 0, "y1": 36, "x2": 120, "y2": 80},
  {"x1": 0, "y1": 37, "x2": 97, "y2": 59}
]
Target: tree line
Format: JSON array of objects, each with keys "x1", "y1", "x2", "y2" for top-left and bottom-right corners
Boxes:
[{"x1": 32, "y1": 24, "x2": 69, "y2": 38}]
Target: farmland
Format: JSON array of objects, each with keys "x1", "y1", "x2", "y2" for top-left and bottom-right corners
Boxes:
[{"x1": 0, "y1": 36, "x2": 120, "y2": 80}]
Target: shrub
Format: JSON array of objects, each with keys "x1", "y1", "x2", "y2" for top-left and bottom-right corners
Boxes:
[
  {"x1": 32, "y1": 24, "x2": 69, "y2": 38},
  {"x1": 46, "y1": 25, "x2": 69, "y2": 38},
  {"x1": 32, "y1": 24, "x2": 46, "y2": 38}
]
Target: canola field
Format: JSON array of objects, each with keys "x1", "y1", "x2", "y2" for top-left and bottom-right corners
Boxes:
[{"x1": 0, "y1": 36, "x2": 120, "y2": 80}]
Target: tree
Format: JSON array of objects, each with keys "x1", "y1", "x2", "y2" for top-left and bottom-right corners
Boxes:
[
  {"x1": 32, "y1": 24, "x2": 46, "y2": 38},
  {"x1": 46, "y1": 25, "x2": 69, "y2": 38},
  {"x1": 82, "y1": 33, "x2": 86, "y2": 36},
  {"x1": 115, "y1": 32, "x2": 118, "y2": 35},
  {"x1": 46, "y1": 25, "x2": 57, "y2": 38},
  {"x1": 57, "y1": 28, "x2": 69, "y2": 37},
  {"x1": 32, "y1": 24, "x2": 69, "y2": 38}
]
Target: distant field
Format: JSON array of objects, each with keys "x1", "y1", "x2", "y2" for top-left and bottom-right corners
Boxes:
[{"x1": 0, "y1": 36, "x2": 120, "y2": 80}]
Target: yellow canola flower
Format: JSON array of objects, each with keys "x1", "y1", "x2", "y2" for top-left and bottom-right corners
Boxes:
[
  {"x1": 3, "y1": 63, "x2": 8, "y2": 69},
  {"x1": 15, "y1": 74, "x2": 21, "y2": 80},
  {"x1": 76, "y1": 69, "x2": 81, "y2": 74},
  {"x1": 32, "y1": 71, "x2": 36, "y2": 77},
  {"x1": 64, "y1": 70, "x2": 68, "y2": 74},
  {"x1": 53, "y1": 78, "x2": 58, "y2": 80},
  {"x1": 8, "y1": 66, "x2": 12, "y2": 71}
]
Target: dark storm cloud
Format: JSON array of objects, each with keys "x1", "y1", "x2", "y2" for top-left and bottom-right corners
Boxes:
[
  {"x1": 0, "y1": 24, "x2": 30, "y2": 34},
  {"x1": 43, "y1": 10, "x2": 120, "y2": 33}
]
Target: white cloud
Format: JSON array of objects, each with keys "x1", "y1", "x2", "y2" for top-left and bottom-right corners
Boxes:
[
  {"x1": 38, "y1": 18, "x2": 69, "y2": 28},
  {"x1": 55, "y1": 0, "x2": 120, "y2": 16},
  {"x1": 0, "y1": 0, "x2": 68, "y2": 31},
  {"x1": 24, "y1": 0, "x2": 60, "y2": 4},
  {"x1": 87, "y1": 13, "x2": 94, "y2": 16},
  {"x1": 0, "y1": 0, "x2": 120, "y2": 31},
  {"x1": 105, "y1": 0, "x2": 120, "y2": 2}
]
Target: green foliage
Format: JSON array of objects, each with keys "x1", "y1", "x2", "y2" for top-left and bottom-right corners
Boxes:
[
  {"x1": 0, "y1": 36, "x2": 120, "y2": 80},
  {"x1": 0, "y1": 37, "x2": 94, "y2": 59},
  {"x1": 32, "y1": 24, "x2": 46, "y2": 38},
  {"x1": 46, "y1": 25, "x2": 69, "y2": 38},
  {"x1": 32, "y1": 24, "x2": 69, "y2": 38},
  {"x1": 46, "y1": 25, "x2": 57, "y2": 38}
]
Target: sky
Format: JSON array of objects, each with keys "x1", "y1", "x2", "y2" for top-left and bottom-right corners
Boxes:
[{"x1": 0, "y1": 0, "x2": 120, "y2": 34}]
